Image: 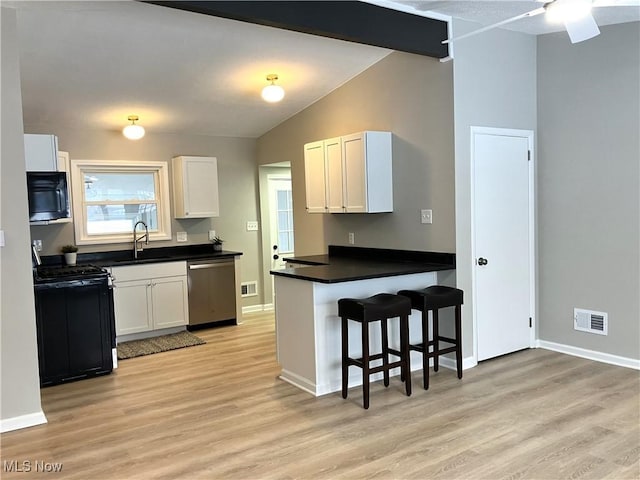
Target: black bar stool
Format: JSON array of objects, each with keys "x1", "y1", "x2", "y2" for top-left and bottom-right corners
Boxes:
[
  {"x1": 338, "y1": 293, "x2": 412, "y2": 409},
  {"x1": 397, "y1": 286, "x2": 463, "y2": 390}
]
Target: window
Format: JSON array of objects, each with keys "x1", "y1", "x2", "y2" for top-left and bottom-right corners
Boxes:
[
  {"x1": 276, "y1": 188, "x2": 294, "y2": 253},
  {"x1": 70, "y1": 160, "x2": 172, "y2": 245}
]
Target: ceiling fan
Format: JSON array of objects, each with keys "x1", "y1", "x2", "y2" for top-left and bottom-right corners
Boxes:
[{"x1": 443, "y1": 0, "x2": 635, "y2": 45}]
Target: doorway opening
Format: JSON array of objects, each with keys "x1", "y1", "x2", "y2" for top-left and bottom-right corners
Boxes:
[{"x1": 258, "y1": 162, "x2": 293, "y2": 309}]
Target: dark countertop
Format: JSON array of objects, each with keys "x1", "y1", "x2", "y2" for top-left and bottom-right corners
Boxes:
[
  {"x1": 40, "y1": 244, "x2": 242, "y2": 268},
  {"x1": 271, "y1": 245, "x2": 455, "y2": 284}
]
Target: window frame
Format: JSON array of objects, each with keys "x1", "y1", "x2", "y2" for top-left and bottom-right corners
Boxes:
[{"x1": 70, "y1": 159, "x2": 172, "y2": 245}]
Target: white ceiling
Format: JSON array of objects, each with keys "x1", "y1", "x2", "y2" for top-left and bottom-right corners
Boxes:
[
  {"x1": 10, "y1": 0, "x2": 640, "y2": 139},
  {"x1": 13, "y1": 0, "x2": 391, "y2": 138},
  {"x1": 389, "y1": 0, "x2": 640, "y2": 35}
]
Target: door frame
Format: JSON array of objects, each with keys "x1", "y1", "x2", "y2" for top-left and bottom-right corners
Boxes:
[
  {"x1": 470, "y1": 126, "x2": 536, "y2": 364},
  {"x1": 267, "y1": 174, "x2": 294, "y2": 270}
]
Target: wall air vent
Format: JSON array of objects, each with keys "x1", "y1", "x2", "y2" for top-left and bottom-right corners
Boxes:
[
  {"x1": 574, "y1": 308, "x2": 608, "y2": 336},
  {"x1": 241, "y1": 281, "x2": 258, "y2": 297}
]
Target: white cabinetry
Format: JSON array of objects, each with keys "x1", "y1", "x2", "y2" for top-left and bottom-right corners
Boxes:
[
  {"x1": 111, "y1": 262, "x2": 189, "y2": 336},
  {"x1": 303, "y1": 131, "x2": 392, "y2": 214},
  {"x1": 303, "y1": 141, "x2": 327, "y2": 213},
  {"x1": 24, "y1": 134, "x2": 59, "y2": 171},
  {"x1": 342, "y1": 132, "x2": 392, "y2": 213},
  {"x1": 325, "y1": 137, "x2": 344, "y2": 213},
  {"x1": 172, "y1": 156, "x2": 219, "y2": 218}
]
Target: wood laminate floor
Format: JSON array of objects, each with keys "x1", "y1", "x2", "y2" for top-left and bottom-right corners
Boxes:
[{"x1": 1, "y1": 312, "x2": 639, "y2": 479}]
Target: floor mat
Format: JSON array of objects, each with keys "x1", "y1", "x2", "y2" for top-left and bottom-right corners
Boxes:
[{"x1": 117, "y1": 331, "x2": 206, "y2": 359}]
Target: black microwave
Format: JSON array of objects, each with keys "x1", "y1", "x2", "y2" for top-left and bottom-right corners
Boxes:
[{"x1": 26, "y1": 172, "x2": 70, "y2": 222}]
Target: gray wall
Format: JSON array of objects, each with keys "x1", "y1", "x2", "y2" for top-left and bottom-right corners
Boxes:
[
  {"x1": 452, "y1": 19, "x2": 538, "y2": 359},
  {"x1": 537, "y1": 22, "x2": 640, "y2": 359},
  {"x1": 25, "y1": 130, "x2": 265, "y2": 308},
  {"x1": 1, "y1": 7, "x2": 45, "y2": 429},
  {"x1": 257, "y1": 51, "x2": 456, "y2": 256}
]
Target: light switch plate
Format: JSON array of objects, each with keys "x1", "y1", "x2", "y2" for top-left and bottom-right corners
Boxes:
[
  {"x1": 421, "y1": 209, "x2": 433, "y2": 224},
  {"x1": 208, "y1": 230, "x2": 217, "y2": 241},
  {"x1": 177, "y1": 231, "x2": 188, "y2": 242},
  {"x1": 348, "y1": 232, "x2": 355, "y2": 244},
  {"x1": 0, "y1": 230, "x2": 4, "y2": 247},
  {"x1": 246, "y1": 221, "x2": 259, "y2": 231}
]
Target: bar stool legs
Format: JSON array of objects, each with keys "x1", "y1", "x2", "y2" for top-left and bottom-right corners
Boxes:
[
  {"x1": 339, "y1": 293, "x2": 412, "y2": 409},
  {"x1": 398, "y1": 286, "x2": 464, "y2": 391}
]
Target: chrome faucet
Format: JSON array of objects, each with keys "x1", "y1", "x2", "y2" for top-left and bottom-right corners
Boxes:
[{"x1": 133, "y1": 221, "x2": 149, "y2": 260}]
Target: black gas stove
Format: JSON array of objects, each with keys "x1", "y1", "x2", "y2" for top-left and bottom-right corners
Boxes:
[
  {"x1": 34, "y1": 264, "x2": 109, "y2": 284},
  {"x1": 33, "y1": 263, "x2": 114, "y2": 387}
]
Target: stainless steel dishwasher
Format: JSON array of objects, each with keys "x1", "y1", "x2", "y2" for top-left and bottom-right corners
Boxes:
[{"x1": 187, "y1": 258, "x2": 237, "y2": 327}]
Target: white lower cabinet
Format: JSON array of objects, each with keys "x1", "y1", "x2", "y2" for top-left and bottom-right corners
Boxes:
[{"x1": 112, "y1": 262, "x2": 188, "y2": 336}]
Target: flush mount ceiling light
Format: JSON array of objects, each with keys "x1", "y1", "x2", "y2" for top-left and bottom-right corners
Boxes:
[
  {"x1": 261, "y1": 74, "x2": 285, "y2": 103},
  {"x1": 122, "y1": 115, "x2": 145, "y2": 140}
]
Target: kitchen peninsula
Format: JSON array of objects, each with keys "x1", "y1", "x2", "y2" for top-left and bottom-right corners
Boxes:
[{"x1": 271, "y1": 246, "x2": 455, "y2": 396}]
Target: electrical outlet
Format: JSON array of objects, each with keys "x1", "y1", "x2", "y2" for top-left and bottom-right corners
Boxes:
[
  {"x1": 177, "y1": 231, "x2": 188, "y2": 242},
  {"x1": 421, "y1": 209, "x2": 433, "y2": 224},
  {"x1": 208, "y1": 230, "x2": 217, "y2": 241},
  {"x1": 348, "y1": 232, "x2": 355, "y2": 245},
  {"x1": 247, "y1": 221, "x2": 259, "y2": 231},
  {"x1": 33, "y1": 239, "x2": 43, "y2": 251}
]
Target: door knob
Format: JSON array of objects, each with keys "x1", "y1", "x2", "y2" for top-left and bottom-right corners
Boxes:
[{"x1": 477, "y1": 257, "x2": 488, "y2": 266}]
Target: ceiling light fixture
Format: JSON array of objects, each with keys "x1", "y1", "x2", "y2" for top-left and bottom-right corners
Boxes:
[
  {"x1": 122, "y1": 115, "x2": 145, "y2": 140},
  {"x1": 546, "y1": 0, "x2": 600, "y2": 43},
  {"x1": 261, "y1": 74, "x2": 285, "y2": 103},
  {"x1": 546, "y1": 0, "x2": 593, "y2": 23}
]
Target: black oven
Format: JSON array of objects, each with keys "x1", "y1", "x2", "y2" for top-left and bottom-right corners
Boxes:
[
  {"x1": 34, "y1": 265, "x2": 115, "y2": 386},
  {"x1": 26, "y1": 171, "x2": 70, "y2": 222}
]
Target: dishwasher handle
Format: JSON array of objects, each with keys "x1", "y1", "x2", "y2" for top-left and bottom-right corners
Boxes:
[{"x1": 188, "y1": 262, "x2": 233, "y2": 270}]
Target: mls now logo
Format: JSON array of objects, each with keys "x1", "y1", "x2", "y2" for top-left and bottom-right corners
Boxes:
[{"x1": 3, "y1": 460, "x2": 63, "y2": 473}]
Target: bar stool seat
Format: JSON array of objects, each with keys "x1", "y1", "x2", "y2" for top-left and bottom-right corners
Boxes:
[
  {"x1": 338, "y1": 293, "x2": 412, "y2": 409},
  {"x1": 398, "y1": 286, "x2": 463, "y2": 390}
]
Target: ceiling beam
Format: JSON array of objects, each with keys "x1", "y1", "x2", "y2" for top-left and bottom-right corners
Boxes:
[{"x1": 144, "y1": 1, "x2": 449, "y2": 59}]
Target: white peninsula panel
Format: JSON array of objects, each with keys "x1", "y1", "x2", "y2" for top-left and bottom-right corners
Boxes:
[{"x1": 274, "y1": 271, "x2": 438, "y2": 396}]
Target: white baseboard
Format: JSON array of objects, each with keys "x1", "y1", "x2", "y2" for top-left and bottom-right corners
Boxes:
[
  {"x1": 242, "y1": 303, "x2": 274, "y2": 314},
  {"x1": 437, "y1": 354, "x2": 477, "y2": 371},
  {"x1": 537, "y1": 340, "x2": 640, "y2": 370},
  {"x1": 282, "y1": 354, "x2": 477, "y2": 398},
  {"x1": 279, "y1": 369, "x2": 318, "y2": 396},
  {"x1": 1, "y1": 410, "x2": 47, "y2": 433}
]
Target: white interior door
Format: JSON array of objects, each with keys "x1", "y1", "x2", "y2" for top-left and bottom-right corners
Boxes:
[
  {"x1": 268, "y1": 177, "x2": 294, "y2": 271},
  {"x1": 472, "y1": 127, "x2": 535, "y2": 362}
]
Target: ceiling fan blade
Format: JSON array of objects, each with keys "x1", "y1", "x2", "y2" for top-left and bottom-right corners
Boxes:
[
  {"x1": 564, "y1": 12, "x2": 601, "y2": 43},
  {"x1": 442, "y1": 7, "x2": 546, "y2": 44}
]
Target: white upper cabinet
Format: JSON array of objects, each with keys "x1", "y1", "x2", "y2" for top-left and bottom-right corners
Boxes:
[
  {"x1": 303, "y1": 131, "x2": 392, "y2": 214},
  {"x1": 172, "y1": 156, "x2": 220, "y2": 218},
  {"x1": 342, "y1": 132, "x2": 392, "y2": 213},
  {"x1": 303, "y1": 141, "x2": 327, "y2": 213},
  {"x1": 24, "y1": 134, "x2": 59, "y2": 171},
  {"x1": 325, "y1": 137, "x2": 344, "y2": 213}
]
